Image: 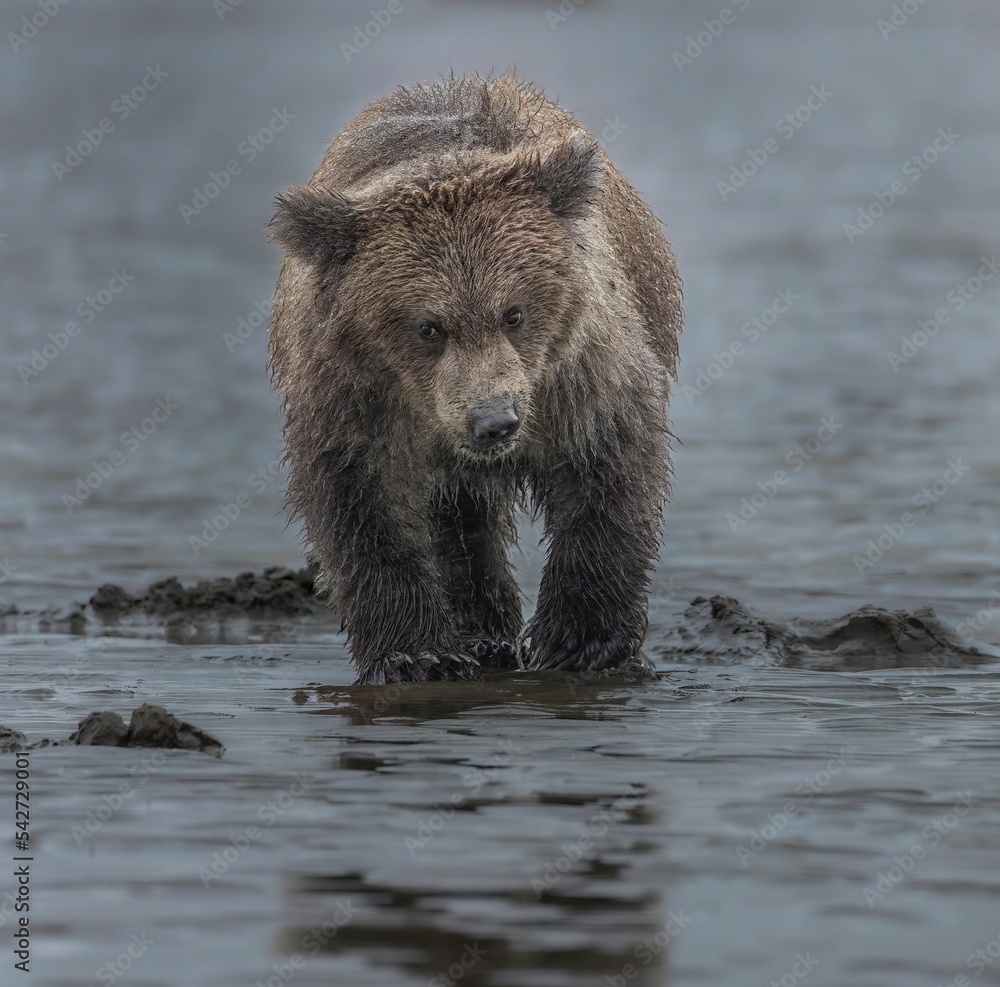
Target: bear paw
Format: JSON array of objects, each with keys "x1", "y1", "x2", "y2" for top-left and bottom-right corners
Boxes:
[
  {"x1": 465, "y1": 637, "x2": 522, "y2": 671},
  {"x1": 359, "y1": 651, "x2": 483, "y2": 685},
  {"x1": 525, "y1": 625, "x2": 655, "y2": 677}
]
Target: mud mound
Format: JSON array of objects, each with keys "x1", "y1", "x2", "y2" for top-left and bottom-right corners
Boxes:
[
  {"x1": 1, "y1": 567, "x2": 322, "y2": 631},
  {"x1": 1, "y1": 703, "x2": 223, "y2": 755},
  {"x1": 0, "y1": 725, "x2": 28, "y2": 754},
  {"x1": 89, "y1": 566, "x2": 319, "y2": 619},
  {"x1": 659, "y1": 595, "x2": 1000, "y2": 671}
]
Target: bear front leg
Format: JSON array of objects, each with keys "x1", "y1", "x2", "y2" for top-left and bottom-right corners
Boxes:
[
  {"x1": 432, "y1": 489, "x2": 523, "y2": 670},
  {"x1": 525, "y1": 456, "x2": 665, "y2": 675},
  {"x1": 301, "y1": 454, "x2": 482, "y2": 685}
]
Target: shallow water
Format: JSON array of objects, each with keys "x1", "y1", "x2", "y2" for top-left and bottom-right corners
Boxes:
[
  {"x1": 2, "y1": 1, "x2": 1000, "y2": 984},
  {"x1": 7, "y1": 624, "x2": 1000, "y2": 987}
]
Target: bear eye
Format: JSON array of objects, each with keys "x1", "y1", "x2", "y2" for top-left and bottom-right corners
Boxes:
[
  {"x1": 502, "y1": 307, "x2": 523, "y2": 328},
  {"x1": 419, "y1": 321, "x2": 441, "y2": 339}
]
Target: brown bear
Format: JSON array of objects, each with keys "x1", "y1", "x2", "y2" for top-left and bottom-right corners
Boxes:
[{"x1": 267, "y1": 73, "x2": 682, "y2": 685}]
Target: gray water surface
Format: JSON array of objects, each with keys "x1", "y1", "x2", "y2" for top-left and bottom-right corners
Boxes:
[{"x1": 2, "y1": 1, "x2": 1000, "y2": 984}]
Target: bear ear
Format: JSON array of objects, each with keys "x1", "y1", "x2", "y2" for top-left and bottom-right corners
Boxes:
[
  {"x1": 267, "y1": 185, "x2": 359, "y2": 267},
  {"x1": 527, "y1": 138, "x2": 602, "y2": 220}
]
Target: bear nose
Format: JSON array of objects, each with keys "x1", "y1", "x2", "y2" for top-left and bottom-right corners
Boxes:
[{"x1": 469, "y1": 399, "x2": 520, "y2": 450}]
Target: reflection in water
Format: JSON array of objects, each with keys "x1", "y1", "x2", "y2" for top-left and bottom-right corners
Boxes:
[
  {"x1": 281, "y1": 680, "x2": 674, "y2": 984},
  {"x1": 280, "y1": 871, "x2": 667, "y2": 986},
  {"x1": 311, "y1": 675, "x2": 652, "y2": 726}
]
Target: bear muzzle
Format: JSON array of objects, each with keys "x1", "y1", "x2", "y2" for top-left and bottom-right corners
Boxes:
[{"x1": 468, "y1": 396, "x2": 520, "y2": 452}]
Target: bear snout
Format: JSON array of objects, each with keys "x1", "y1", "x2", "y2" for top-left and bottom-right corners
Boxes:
[{"x1": 468, "y1": 397, "x2": 520, "y2": 451}]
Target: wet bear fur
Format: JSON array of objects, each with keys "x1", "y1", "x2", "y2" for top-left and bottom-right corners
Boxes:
[{"x1": 268, "y1": 73, "x2": 682, "y2": 684}]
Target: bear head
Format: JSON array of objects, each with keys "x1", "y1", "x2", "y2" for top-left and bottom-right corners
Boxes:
[{"x1": 269, "y1": 137, "x2": 601, "y2": 462}]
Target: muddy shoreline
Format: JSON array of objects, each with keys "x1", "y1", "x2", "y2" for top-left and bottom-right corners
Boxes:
[{"x1": 3, "y1": 567, "x2": 995, "y2": 676}]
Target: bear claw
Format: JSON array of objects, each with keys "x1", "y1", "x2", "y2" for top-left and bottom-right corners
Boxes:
[
  {"x1": 524, "y1": 625, "x2": 654, "y2": 677},
  {"x1": 429, "y1": 651, "x2": 483, "y2": 680},
  {"x1": 465, "y1": 637, "x2": 521, "y2": 670},
  {"x1": 362, "y1": 650, "x2": 483, "y2": 684}
]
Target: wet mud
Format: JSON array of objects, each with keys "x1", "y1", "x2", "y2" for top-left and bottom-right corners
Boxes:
[
  {"x1": 90, "y1": 566, "x2": 320, "y2": 618},
  {"x1": 4, "y1": 569, "x2": 995, "y2": 676},
  {"x1": 0, "y1": 566, "x2": 322, "y2": 638},
  {"x1": 660, "y1": 594, "x2": 1000, "y2": 670},
  {"x1": 1, "y1": 703, "x2": 223, "y2": 755}
]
